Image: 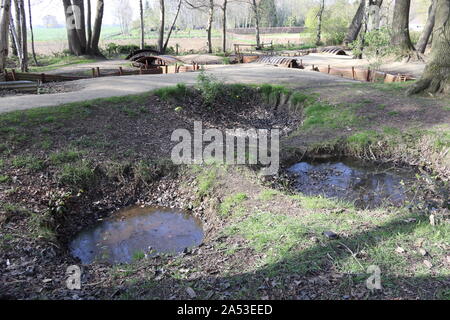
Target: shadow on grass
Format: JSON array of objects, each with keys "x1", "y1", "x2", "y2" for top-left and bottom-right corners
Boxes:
[{"x1": 114, "y1": 212, "x2": 449, "y2": 300}]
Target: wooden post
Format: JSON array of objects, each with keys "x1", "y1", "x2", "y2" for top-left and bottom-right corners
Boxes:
[
  {"x1": 352, "y1": 66, "x2": 355, "y2": 80},
  {"x1": 119, "y1": 67, "x2": 123, "y2": 76},
  {"x1": 40, "y1": 73, "x2": 45, "y2": 83},
  {"x1": 97, "y1": 67, "x2": 101, "y2": 77},
  {"x1": 140, "y1": 66, "x2": 143, "y2": 75},
  {"x1": 367, "y1": 68, "x2": 371, "y2": 82},
  {"x1": 176, "y1": 43, "x2": 179, "y2": 55},
  {"x1": 92, "y1": 68, "x2": 96, "y2": 78},
  {"x1": 327, "y1": 65, "x2": 330, "y2": 74},
  {"x1": 11, "y1": 69, "x2": 17, "y2": 81},
  {"x1": 165, "y1": 65, "x2": 169, "y2": 74}
]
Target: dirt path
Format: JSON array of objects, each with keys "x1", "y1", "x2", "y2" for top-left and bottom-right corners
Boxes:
[{"x1": 0, "y1": 64, "x2": 354, "y2": 114}]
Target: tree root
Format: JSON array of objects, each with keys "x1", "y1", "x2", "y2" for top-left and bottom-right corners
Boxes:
[{"x1": 407, "y1": 77, "x2": 449, "y2": 96}]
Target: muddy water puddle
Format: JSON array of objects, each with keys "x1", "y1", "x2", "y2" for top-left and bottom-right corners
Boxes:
[
  {"x1": 287, "y1": 159, "x2": 418, "y2": 208},
  {"x1": 70, "y1": 206, "x2": 203, "y2": 264}
]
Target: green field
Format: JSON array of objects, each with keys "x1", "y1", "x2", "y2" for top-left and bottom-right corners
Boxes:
[{"x1": 32, "y1": 26, "x2": 223, "y2": 42}]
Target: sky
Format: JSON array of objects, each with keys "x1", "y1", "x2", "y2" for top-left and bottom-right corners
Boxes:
[{"x1": 30, "y1": 0, "x2": 141, "y2": 27}]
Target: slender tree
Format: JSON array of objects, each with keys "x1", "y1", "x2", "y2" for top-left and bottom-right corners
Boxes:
[
  {"x1": 407, "y1": 0, "x2": 450, "y2": 95},
  {"x1": 315, "y1": 0, "x2": 325, "y2": 46},
  {"x1": 220, "y1": 0, "x2": 228, "y2": 52},
  {"x1": 163, "y1": 0, "x2": 182, "y2": 53},
  {"x1": 0, "y1": 0, "x2": 11, "y2": 72},
  {"x1": 139, "y1": 0, "x2": 144, "y2": 49},
  {"x1": 86, "y1": 0, "x2": 92, "y2": 51},
  {"x1": 416, "y1": 0, "x2": 437, "y2": 54},
  {"x1": 250, "y1": 0, "x2": 261, "y2": 48},
  {"x1": 206, "y1": 0, "x2": 214, "y2": 53},
  {"x1": 27, "y1": 0, "x2": 38, "y2": 65},
  {"x1": 158, "y1": 0, "x2": 165, "y2": 53}
]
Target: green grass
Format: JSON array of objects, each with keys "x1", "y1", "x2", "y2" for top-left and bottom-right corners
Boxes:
[
  {"x1": 11, "y1": 155, "x2": 45, "y2": 171},
  {"x1": 258, "y1": 189, "x2": 280, "y2": 201},
  {"x1": 49, "y1": 150, "x2": 82, "y2": 165},
  {"x1": 291, "y1": 194, "x2": 354, "y2": 210},
  {"x1": 303, "y1": 102, "x2": 359, "y2": 129},
  {"x1": 154, "y1": 83, "x2": 188, "y2": 100},
  {"x1": 219, "y1": 193, "x2": 248, "y2": 216},
  {"x1": 195, "y1": 166, "x2": 219, "y2": 198},
  {"x1": 58, "y1": 161, "x2": 96, "y2": 190},
  {"x1": 0, "y1": 175, "x2": 10, "y2": 183},
  {"x1": 346, "y1": 130, "x2": 380, "y2": 153},
  {"x1": 226, "y1": 197, "x2": 448, "y2": 282}
]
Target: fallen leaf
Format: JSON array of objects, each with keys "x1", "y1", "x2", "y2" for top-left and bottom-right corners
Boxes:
[
  {"x1": 395, "y1": 247, "x2": 405, "y2": 254},
  {"x1": 418, "y1": 248, "x2": 428, "y2": 256},
  {"x1": 423, "y1": 260, "x2": 433, "y2": 268}
]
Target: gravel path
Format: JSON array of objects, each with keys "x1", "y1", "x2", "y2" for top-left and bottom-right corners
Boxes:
[{"x1": 0, "y1": 64, "x2": 354, "y2": 114}]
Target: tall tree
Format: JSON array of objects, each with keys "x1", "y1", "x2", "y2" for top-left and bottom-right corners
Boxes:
[
  {"x1": 90, "y1": 0, "x2": 104, "y2": 55},
  {"x1": 416, "y1": 0, "x2": 437, "y2": 54},
  {"x1": 344, "y1": 0, "x2": 383, "y2": 46},
  {"x1": 407, "y1": 0, "x2": 450, "y2": 95},
  {"x1": 344, "y1": 0, "x2": 365, "y2": 45},
  {"x1": 63, "y1": 0, "x2": 104, "y2": 56},
  {"x1": 315, "y1": 0, "x2": 325, "y2": 46},
  {"x1": 16, "y1": 0, "x2": 27, "y2": 71},
  {"x1": 249, "y1": 0, "x2": 261, "y2": 48},
  {"x1": 86, "y1": 0, "x2": 92, "y2": 51},
  {"x1": 186, "y1": 0, "x2": 215, "y2": 53},
  {"x1": 27, "y1": 0, "x2": 38, "y2": 65},
  {"x1": 220, "y1": 0, "x2": 228, "y2": 52},
  {"x1": 390, "y1": 0, "x2": 415, "y2": 56},
  {"x1": 158, "y1": 0, "x2": 165, "y2": 53},
  {"x1": 139, "y1": 0, "x2": 144, "y2": 49},
  {"x1": 63, "y1": 0, "x2": 85, "y2": 55},
  {"x1": 0, "y1": 0, "x2": 11, "y2": 72},
  {"x1": 163, "y1": 0, "x2": 182, "y2": 53},
  {"x1": 206, "y1": 0, "x2": 214, "y2": 53}
]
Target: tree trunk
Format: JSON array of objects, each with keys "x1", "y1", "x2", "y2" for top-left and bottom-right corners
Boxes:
[
  {"x1": 158, "y1": 0, "x2": 165, "y2": 53},
  {"x1": 9, "y1": 8, "x2": 22, "y2": 62},
  {"x1": 86, "y1": 0, "x2": 92, "y2": 53},
  {"x1": 206, "y1": 0, "x2": 214, "y2": 53},
  {"x1": 0, "y1": 0, "x2": 11, "y2": 71},
  {"x1": 222, "y1": 0, "x2": 227, "y2": 53},
  {"x1": 251, "y1": 0, "x2": 261, "y2": 48},
  {"x1": 18, "y1": 0, "x2": 27, "y2": 71},
  {"x1": 27, "y1": 0, "x2": 38, "y2": 65},
  {"x1": 139, "y1": 0, "x2": 144, "y2": 49},
  {"x1": 90, "y1": 0, "x2": 104, "y2": 56},
  {"x1": 315, "y1": 0, "x2": 325, "y2": 46},
  {"x1": 163, "y1": 0, "x2": 182, "y2": 53},
  {"x1": 12, "y1": 0, "x2": 20, "y2": 57},
  {"x1": 63, "y1": 0, "x2": 85, "y2": 55},
  {"x1": 72, "y1": 0, "x2": 87, "y2": 53},
  {"x1": 344, "y1": 0, "x2": 365, "y2": 46},
  {"x1": 391, "y1": 0, "x2": 415, "y2": 55},
  {"x1": 407, "y1": 0, "x2": 450, "y2": 95},
  {"x1": 416, "y1": 0, "x2": 436, "y2": 54}
]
